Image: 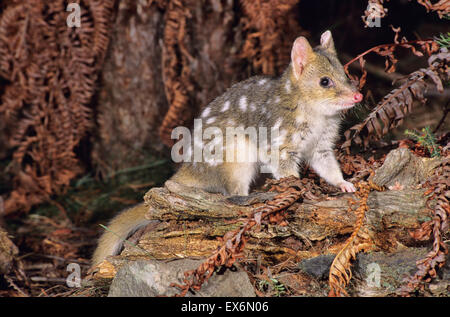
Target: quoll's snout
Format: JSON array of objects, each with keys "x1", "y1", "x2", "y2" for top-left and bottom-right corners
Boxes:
[{"x1": 353, "y1": 92, "x2": 363, "y2": 103}]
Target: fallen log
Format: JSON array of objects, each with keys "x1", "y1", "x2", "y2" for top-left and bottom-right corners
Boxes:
[{"x1": 92, "y1": 148, "x2": 448, "y2": 297}]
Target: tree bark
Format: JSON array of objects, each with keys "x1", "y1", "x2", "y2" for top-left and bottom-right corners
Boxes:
[{"x1": 91, "y1": 0, "x2": 250, "y2": 175}]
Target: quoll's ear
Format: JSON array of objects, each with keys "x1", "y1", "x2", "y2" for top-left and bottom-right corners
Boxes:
[
  {"x1": 291, "y1": 37, "x2": 314, "y2": 80},
  {"x1": 320, "y1": 30, "x2": 336, "y2": 54}
]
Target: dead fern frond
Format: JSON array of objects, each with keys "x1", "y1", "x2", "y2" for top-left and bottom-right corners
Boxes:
[
  {"x1": 158, "y1": 0, "x2": 194, "y2": 147},
  {"x1": 239, "y1": 0, "x2": 304, "y2": 75},
  {"x1": 328, "y1": 180, "x2": 384, "y2": 297},
  {"x1": 157, "y1": 0, "x2": 305, "y2": 146},
  {"x1": 171, "y1": 176, "x2": 305, "y2": 296},
  {"x1": 0, "y1": 0, "x2": 115, "y2": 215},
  {"x1": 342, "y1": 49, "x2": 449, "y2": 152},
  {"x1": 344, "y1": 38, "x2": 439, "y2": 89},
  {"x1": 399, "y1": 148, "x2": 449, "y2": 295},
  {"x1": 416, "y1": 0, "x2": 450, "y2": 18},
  {"x1": 362, "y1": 0, "x2": 449, "y2": 27}
]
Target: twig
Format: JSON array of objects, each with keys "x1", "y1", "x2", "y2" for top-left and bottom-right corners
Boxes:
[
  {"x1": 342, "y1": 53, "x2": 403, "y2": 83},
  {"x1": 343, "y1": 39, "x2": 438, "y2": 88},
  {"x1": 433, "y1": 100, "x2": 450, "y2": 133},
  {"x1": 4, "y1": 275, "x2": 29, "y2": 297},
  {"x1": 30, "y1": 277, "x2": 68, "y2": 283}
]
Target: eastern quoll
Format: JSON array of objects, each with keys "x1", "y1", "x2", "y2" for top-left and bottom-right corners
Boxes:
[{"x1": 92, "y1": 31, "x2": 363, "y2": 265}]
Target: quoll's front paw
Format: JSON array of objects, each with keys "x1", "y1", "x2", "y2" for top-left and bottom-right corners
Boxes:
[{"x1": 339, "y1": 181, "x2": 356, "y2": 193}]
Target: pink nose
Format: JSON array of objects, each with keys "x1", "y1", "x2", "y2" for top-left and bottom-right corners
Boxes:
[{"x1": 353, "y1": 93, "x2": 363, "y2": 103}]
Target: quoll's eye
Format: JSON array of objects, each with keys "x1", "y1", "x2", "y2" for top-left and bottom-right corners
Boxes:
[{"x1": 319, "y1": 77, "x2": 333, "y2": 88}]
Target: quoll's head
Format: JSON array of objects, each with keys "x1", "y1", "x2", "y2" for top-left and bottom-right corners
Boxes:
[{"x1": 290, "y1": 30, "x2": 363, "y2": 116}]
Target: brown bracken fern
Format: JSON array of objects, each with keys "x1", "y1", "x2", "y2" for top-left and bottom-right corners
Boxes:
[
  {"x1": 344, "y1": 38, "x2": 439, "y2": 89},
  {"x1": 158, "y1": 0, "x2": 304, "y2": 146},
  {"x1": 342, "y1": 49, "x2": 449, "y2": 151},
  {"x1": 0, "y1": 0, "x2": 115, "y2": 215},
  {"x1": 239, "y1": 0, "x2": 303, "y2": 76},
  {"x1": 399, "y1": 143, "x2": 449, "y2": 295},
  {"x1": 328, "y1": 179, "x2": 385, "y2": 297},
  {"x1": 158, "y1": 0, "x2": 194, "y2": 147},
  {"x1": 416, "y1": 0, "x2": 450, "y2": 18},
  {"x1": 362, "y1": 0, "x2": 449, "y2": 25}
]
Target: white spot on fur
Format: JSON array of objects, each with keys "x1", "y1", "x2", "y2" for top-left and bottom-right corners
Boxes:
[
  {"x1": 206, "y1": 117, "x2": 216, "y2": 124},
  {"x1": 221, "y1": 101, "x2": 230, "y2": 112},
  {"x1": 227, "y1": 119, "x2": 235, "y2": 126},
  {"x1": 274, "y1": 96, "x2": 280, "y2": 104},
  {"x1": 258, "y1": 79, "x2": 268, "y2": 85},
  {"x1": 201, "y1": 107, "x2": 211, "y2": 118},
  {"x1": 239, "y1": 96, "x2": 248, "y2": 112},
  {"x1": 250, "y1": 103, "x2": 256, "y2": 112},
  {"x1": 285, "y1": 80, "x2": 291, "y2": 93}
]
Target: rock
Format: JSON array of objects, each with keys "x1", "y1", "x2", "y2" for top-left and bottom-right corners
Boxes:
[
  {"x1": 351, "y1": 248, "x2": 449, "y2": 296},
  {"x1": 295, "y1": 248, "x2": 450, "y2": 296},
  {"x1": 372, "y1": 148, "x2": 441, "y2": 187},
  {"x1": 350, "y1": 248, "x2": 428, "y2": 296},
  {"x1": 298, "y1": 254, "x2": 335, "y2": 280},
  {"x1": 108, "y1": 259, "x2": 256, "y2": 297}
]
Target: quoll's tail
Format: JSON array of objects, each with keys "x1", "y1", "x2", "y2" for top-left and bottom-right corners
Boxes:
[{"x1": 92, "y1": 203, "x2": 150, "y2": 266}]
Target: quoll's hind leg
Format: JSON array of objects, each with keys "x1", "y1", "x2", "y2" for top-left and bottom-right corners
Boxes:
[
  {"x1": 171, "y1": 162, "x2": 255, "y2": 196},
  {"x1": 223, "y1": 161, "x2": 258, "y2": 196},
  {"x1": 221, "y1": 135, "x2": 259, "y2": 195},
  {"x1": 170, "y1": 163, "x2": 229, "y2": 194},
  {"x1": 266, "y1": 148, "x2": 300, "y2": 180}
]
